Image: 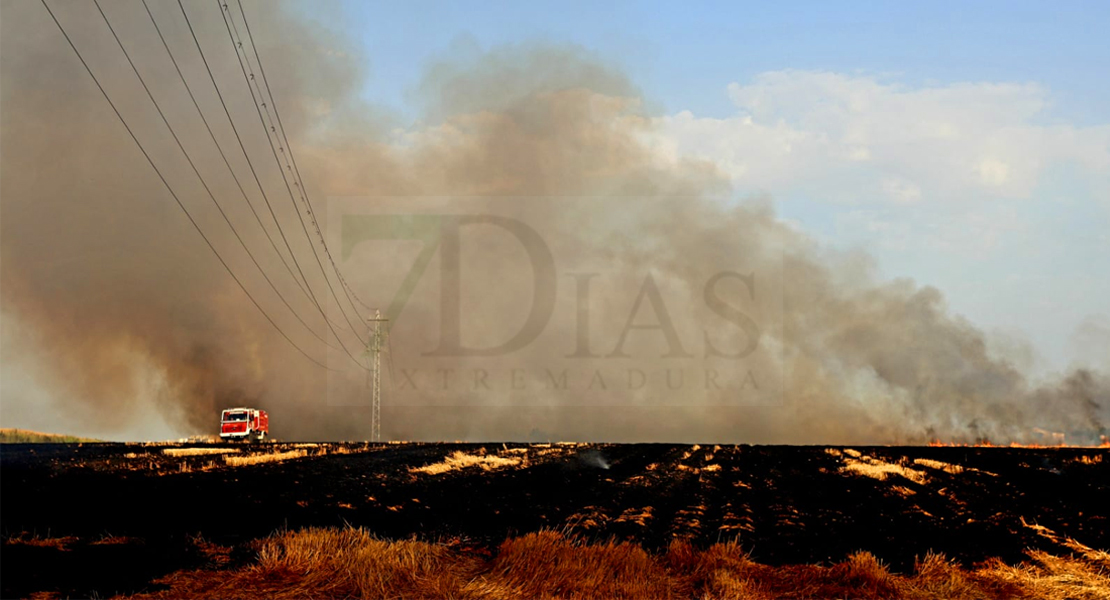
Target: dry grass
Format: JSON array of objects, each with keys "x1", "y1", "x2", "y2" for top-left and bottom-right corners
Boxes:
[
  {"x1": 479, "y1": 530, "x2": 680, "y2": 599},
  {"x1": 132, "y1": 527, "x2": 480, "y2": 600},
  {"x1": 4, "y1": 534, "x2": 80, "y2": 550},
  {"x1": 256, "y1": 527, "x2": 478, "y2": 599},
  {"x1": 1020, "y1": 516, "x2": 1110, "y2": 573},
  {"x1": 412, "y1": 450, "x2": 524, "y2": 475},
  {"x1": 122, "y1": 527, "x2": 1110, "y2": 600},
  {"x1": 978, "y1": 551, "x2": 1110, "y2": 600},
  {"x1": 912, "y1": 458, "x2": 965, "y2": 474},
  {"x1": 614, "y1": 506, "x2": 654, "y2": 526},
  {"x1": 828, "y1": 448, "x2": 929, "y2": 485},
  {"x1": 666, "y1": 541, "x2": 905, "y2": 599},
  {"x1": 223, "y1": 449, "x2": 307, "y2": 467},
  {"x1": 162, "y1": 448, "x2": 239, "y2": 457},
  {"x1": 0, "y1": 428, "x2": 102, "y2": 443}
]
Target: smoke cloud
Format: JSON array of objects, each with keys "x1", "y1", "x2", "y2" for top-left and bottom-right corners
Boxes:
[{"x1": 1, "y1": 0, "x2": 1106, "y2": 443}]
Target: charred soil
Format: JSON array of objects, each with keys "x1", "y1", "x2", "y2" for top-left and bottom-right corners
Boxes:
[{"x1": 2, "y1": 443, "x2": 1107, "y2": 598}]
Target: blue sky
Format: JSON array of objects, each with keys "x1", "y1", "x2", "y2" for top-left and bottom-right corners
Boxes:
[{"x1": 329, "y1": 0, "x2": 1110, "y2": 125}]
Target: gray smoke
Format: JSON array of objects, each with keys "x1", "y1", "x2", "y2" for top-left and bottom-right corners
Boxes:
[
  {"x1": 579, "y1": 450, "x2": 611, "y2": 470},
  {"x1": 1, "y1": 0, "x2": 1106, "y2": 443}
]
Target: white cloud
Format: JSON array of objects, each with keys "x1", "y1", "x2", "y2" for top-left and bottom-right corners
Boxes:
[
  {"x1": 976, "y1": 158, "x2": 1010, "y2": 187},
  {"x1": 880, "y1": 177, "x2": 921, "y2": 204},
  {"x1": 649, "y1": 70, "x2": 1110, "y2": 205}
]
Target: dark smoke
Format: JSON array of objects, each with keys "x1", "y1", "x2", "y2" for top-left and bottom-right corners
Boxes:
[{"x1": 2, "y1": 0, "x2": 1106, "y2": 442}]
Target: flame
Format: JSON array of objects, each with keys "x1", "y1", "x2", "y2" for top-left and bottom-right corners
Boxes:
[{"x1": 927, "y1": 434, "x2": 1110, "y2": 449}]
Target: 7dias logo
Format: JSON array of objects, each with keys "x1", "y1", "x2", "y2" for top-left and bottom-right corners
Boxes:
[{"x1": 327, "y1": 197, "x2": 784, "y2": 407}]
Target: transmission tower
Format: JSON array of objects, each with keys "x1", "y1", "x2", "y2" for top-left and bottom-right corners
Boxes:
[{"x1": 367, "y1": 310, "x2": 388, "y2": 442}]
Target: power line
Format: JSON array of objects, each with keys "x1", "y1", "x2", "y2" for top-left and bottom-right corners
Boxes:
[
  {"x1": 221, "y1": 0, "x2": 368, "y2": 340},
  {"x1": 39, "y1": 0, "x2": 332, "y2": 371},
  {"x1": 143, "y1": 0, "x2": 325, "y2": 325},
  {"x1": 141, "y1": 0, "x2": 352, "y2": 345},
  {"x1": 233, "y1": 0, "x2": 373, "y2": 314},
  {"x1": 232, "y1": 0, "x2": 368, "y2": 316},
  {"x1": 237, "y1": 0, "x2": 368, "y2": 317},
  {"x1": 94, "y1": 0, "x2": 373, "y2": 373},
  {"x1": 218, "y1": 0, "x2": 370, "y2": 347},
  {"x1": 176, "y1": 1, "x2": 367, "y2": 356}
]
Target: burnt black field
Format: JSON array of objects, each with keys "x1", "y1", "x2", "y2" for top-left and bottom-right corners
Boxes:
[{"x1": 2, "y1": 442, "x2": 1108, "y2": 598}]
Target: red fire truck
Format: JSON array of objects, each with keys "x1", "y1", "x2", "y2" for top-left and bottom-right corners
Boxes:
[{"x1": 220, "y1": 407, "x2": 269, "y2": 442}]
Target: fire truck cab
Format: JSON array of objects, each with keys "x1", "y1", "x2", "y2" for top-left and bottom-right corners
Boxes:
[{"x1": 220, "y1": 407, "x2": 269, "y2": 442}]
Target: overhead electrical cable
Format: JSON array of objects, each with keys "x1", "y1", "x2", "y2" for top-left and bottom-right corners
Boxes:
[
  {"x1": 95, "y1": 0, "x2": 371, "y2": 372},
  {"x1": 217, "y1": 0, "x2": 368, "y2": 343},
  {"x1": 236, "y1": 0, "x2": 371, "y2": 314},
  {"x1": 141, "y1": 0, "x2": 350, "y2": 339},
  {"x1": 177, "y1": 0, "x2": 366, "y2": 350},
  {"x1": 229, "y1": 0, "x2": 373, "y2": 317},
  {"x1": 39, "y1": 0, "x2": 333, "y2": 371}
]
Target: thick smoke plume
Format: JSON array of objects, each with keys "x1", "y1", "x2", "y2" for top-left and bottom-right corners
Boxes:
[{"x1": 2, "y1": 0, "x2": 1106, "y2": 442}]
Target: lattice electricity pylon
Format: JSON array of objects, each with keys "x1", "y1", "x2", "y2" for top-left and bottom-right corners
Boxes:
[{"x1": 367, "y1": 309, "x2": 389, "y2": 442}]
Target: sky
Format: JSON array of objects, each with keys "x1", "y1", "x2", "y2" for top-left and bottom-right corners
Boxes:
[
  {"x1": 314, "y1": 0, "x2": 1110, "y2": 376},
  {"x1": 334, "y1": 1, "x2": 1110, "y2": 124}
]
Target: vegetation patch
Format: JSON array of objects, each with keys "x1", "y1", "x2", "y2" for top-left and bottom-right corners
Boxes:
[
  {"x1": 162, "y1": 448, "x2": 238, "y2": 457},
  {"x1": 117, "y1": 527, "x2": 1110, "y2": 600},
  {"x1": 224, "y1": 449, "x2": 307, "y2": 467},
  {"x1": 0, "y1": 428, "x2": 102, "y2": 443},
  {"x1": 412, "y1": 450, "x2": 524, "y2": 475}
]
